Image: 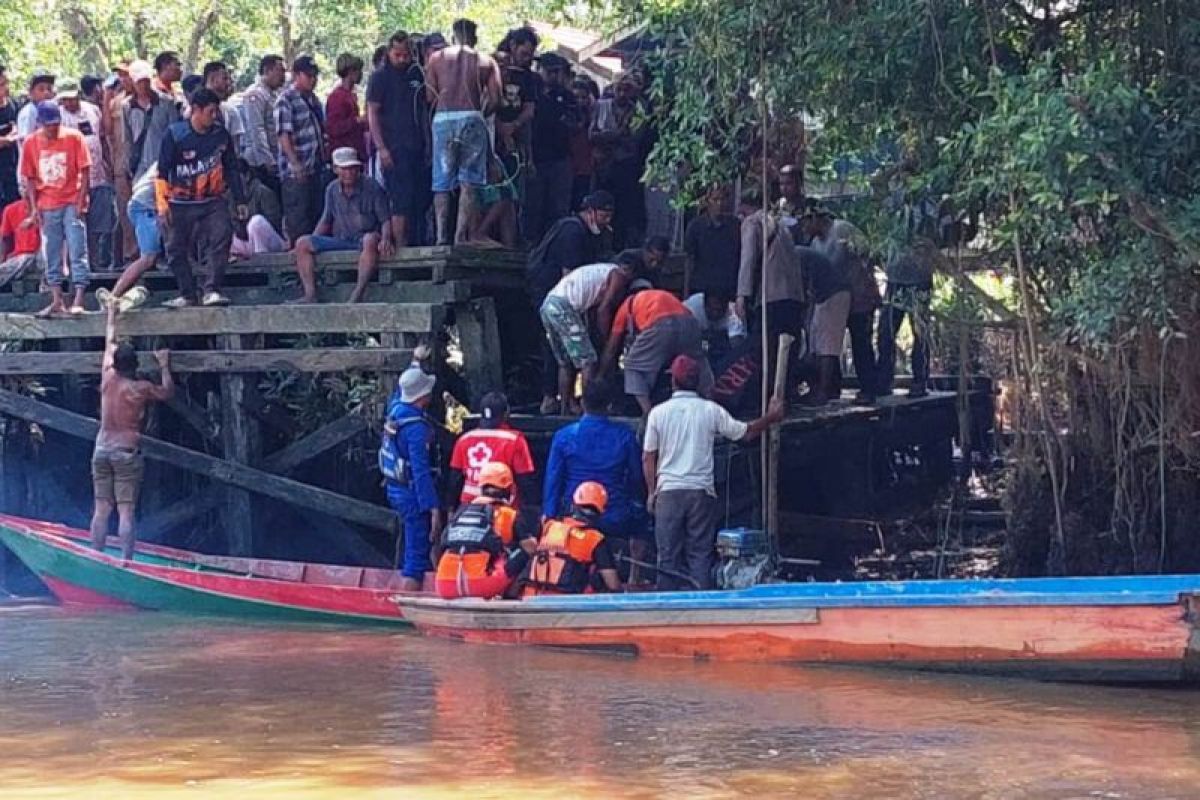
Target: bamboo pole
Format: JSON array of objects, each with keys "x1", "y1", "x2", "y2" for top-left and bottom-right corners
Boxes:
[
  {"x1": 767, "y1": 333, "x2": 795, "y2": 556},
  {"x1": 758, "y1": 23, "x2": 770, "y2": 533}
]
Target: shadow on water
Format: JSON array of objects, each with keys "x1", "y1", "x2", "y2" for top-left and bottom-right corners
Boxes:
[{"x1": 2, "y1": 608, "x2": 1200, "y2": 798}]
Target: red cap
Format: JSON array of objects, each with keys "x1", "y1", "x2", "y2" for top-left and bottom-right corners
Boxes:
[{"x1": 670, "y1": 354, "x2": 701, "y2": 388}]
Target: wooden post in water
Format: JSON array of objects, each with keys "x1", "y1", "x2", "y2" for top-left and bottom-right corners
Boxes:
[
  {"x1": 216, "y1": 333, "x2": 260, "y2": 556},
  {"x1": 768, "y1": 334, "x2": 794, "y2": 557}
]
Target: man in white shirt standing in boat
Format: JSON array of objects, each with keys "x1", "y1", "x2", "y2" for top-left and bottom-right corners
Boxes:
[
  {"x1": 643, "y1": 355, "x2": 783, "y2": 591},
  {"x1": 90, "y1": 302, "x2": 174, "y2": 561}
]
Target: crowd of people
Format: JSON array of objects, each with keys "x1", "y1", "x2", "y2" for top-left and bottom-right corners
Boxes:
[{"x1": 0, "y1": 19, "x2": 657, "y2": 315}]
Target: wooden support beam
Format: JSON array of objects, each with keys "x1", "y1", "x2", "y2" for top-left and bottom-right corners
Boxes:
[
  {"x1": 454, "y1": 298, "x2": 504, "y2": 402},
  {"x1": 0, "y1": 348, "x2": 415, "y2": 375},
  {"x1": 0, "y1": 282, "x2": 472, "y2": 313},
  {"x1": 142, "y1": 413, "x2": 372, "y2": 534},
  {"x1": 0, "y1": 388, "x2": 396, "y2": 530},
  {"x1": 0, "y1": 303, "x2": 437, "y2": 340},
  {"x1": 217, "y1": 333, "x2": 259, "y2": 556}
]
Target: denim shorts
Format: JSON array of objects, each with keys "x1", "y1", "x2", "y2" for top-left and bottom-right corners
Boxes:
[
  {"x1": 127, "y1": 200, "x2": 161, "y2": 256},
  {"x1": 431, "y1": 111, "x2": 489, "y2": 192},
  {"x1": 309, "y1": 234, "x2": 363, "y2": 254}
]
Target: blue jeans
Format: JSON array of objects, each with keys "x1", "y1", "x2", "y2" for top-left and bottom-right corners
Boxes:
[
  {"x1": 39, "y1": 204, "x2": 90, "y2": 290},
  {"x1": 386, "y1": 482, "x2": 433, "y2": 580},
  {"x1": 431, "y1": 111, "x2": 488, "y2": 192},
  {"x1": 308, "y1": 234, "x2": 362, "y2": 254},
  {"x1": 127, "y1": 199, "x2": 162, "y2": 256}
]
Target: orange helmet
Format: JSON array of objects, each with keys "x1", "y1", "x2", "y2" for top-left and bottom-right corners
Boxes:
[
  {"x1": 478, "y1": 462, "x2": 514, "y2": 493},
  {"x1": 572, "y1": 481, "x2": 608, "y2": 514}
]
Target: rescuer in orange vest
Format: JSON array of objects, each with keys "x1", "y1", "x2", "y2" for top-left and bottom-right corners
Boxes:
[
  {"x1": 435, "y1": 462, "x2": 538, "y2": 599},
  {"x1": 523, "y1": 481, "x2": 622, "y2": 596}
]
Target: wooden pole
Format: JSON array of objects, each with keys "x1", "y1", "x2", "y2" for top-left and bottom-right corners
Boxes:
[
  {"x1": 768, "y1": 333, "x2": 794, "y2": 557},
  {"x1": 759, "y1": 22, "x2": 770, "y2": 532},
  {"x1": 216, "y1": 334, "x2": 260, "y2": 557}
]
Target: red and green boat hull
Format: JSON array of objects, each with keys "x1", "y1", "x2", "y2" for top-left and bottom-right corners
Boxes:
[{"x1": 0, "y1": 514, "x2": 412, "y2": 625}]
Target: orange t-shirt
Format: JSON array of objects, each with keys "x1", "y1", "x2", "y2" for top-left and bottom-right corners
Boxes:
[
  {"x1": 19, "y1": 129, "x2": 91, "y2": 211},
  {"x1": 0, "y1": 200, "x2": 40, "y2": 256},
  {"x1": 609, "y1": 289, "x2": 689, "y2": 346}
]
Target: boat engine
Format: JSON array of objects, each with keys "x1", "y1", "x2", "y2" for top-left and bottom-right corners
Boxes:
[{"x1": 714, "y1": 528, "x2": 773, "y2": 589}]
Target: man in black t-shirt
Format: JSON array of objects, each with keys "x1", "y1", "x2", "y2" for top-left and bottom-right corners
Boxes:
[
  {"x1": 0, "y1": 67, "x2": 20, "y2": 209},
  {"x1": 525, "y1": 53, "x2": 579, "y2": 243},
  {"x1": 367, "y1": 31, "x2": 432, "y2": 246}
]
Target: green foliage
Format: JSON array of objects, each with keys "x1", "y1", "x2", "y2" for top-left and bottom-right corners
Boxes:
[{"x1": 0, "y1": 0, "x2": 563, "y2": 83}]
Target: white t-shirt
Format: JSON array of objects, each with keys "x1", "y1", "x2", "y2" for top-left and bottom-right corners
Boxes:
[
  {"x1": 684, "y1": 293, "x2": 747, "y2": 340},
  {"x1": 548, "y1": 262, "x2": 618, "y2": 312},
  {"x1": 644, "y1": 390, "x2": 749, "y2": 494},
  {"x1": 60, "y1": 102, "x2": 109, "y2": 187}
]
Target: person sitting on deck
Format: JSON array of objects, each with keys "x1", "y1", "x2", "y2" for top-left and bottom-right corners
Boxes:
[
  {"x1": 539, "y1": 248, "x2": 643, "y2": 415},
  {"x1": 90, "y1": 302, "x2": 174, "y2": 561},
  {"x1": 382, "y1": 366, "x2": 444, "y2": 591},
  {"x1": 543, "y1": 378, "x2": 650, "y2": 584},
  {"x1": 522, "y1": 481, "x2": 622, "y2": 596},
  {"x1": 0, "y1": 185, "x2": 40, "y2": 289},
  {"x1": 292, "y1": 146, "x2": 396, "y2": 304},
  {"x1": 435, "y1": 463, "x2": 538, "y2": 599},
  {"x1": 448, "y1": 391, "x2": 536, "y2": 509},
  {"x1": 598, "y1": 282, "x2": 713, "y2": 416}
]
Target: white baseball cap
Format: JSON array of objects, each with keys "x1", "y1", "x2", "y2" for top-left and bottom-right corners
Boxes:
[{"x1": 332, "y1": 147, "x2": 362, "y2": 169}]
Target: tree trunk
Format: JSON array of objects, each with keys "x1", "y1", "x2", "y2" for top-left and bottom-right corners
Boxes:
[
  {"x1": 133, "y1": 13, "x2": 148, "y2": 59},
  {"x1": 59, "y1": 6, "x2": 111, "y2": 73},
  {"x1": 184, "y1": 2, "x2": 222, "y2": 74},
  {"x1": 279, "y1": 0, "x2": 295, "y2": 64}
]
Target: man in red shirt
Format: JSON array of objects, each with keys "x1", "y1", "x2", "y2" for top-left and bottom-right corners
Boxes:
[
  {"x1": 599, "y1": 282, "x2": 713, "y2": 415},
  {"x1": 449, "y1": 391, "x2": 536, "y2": 508},
  {"x1": 0, "y1": 186, "x2": 40, "y2": 287},
  {"x1": 19, "y1": 100, "x2": 91, "y2": 316}
]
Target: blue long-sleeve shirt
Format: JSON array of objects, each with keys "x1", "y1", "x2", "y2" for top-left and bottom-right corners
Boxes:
[
  {"x1": 543, "y1": 414, "x2": 644, "y2": 526},
  {"x1": 386, "y1": 395, "x2": 439, "y2": 512}
]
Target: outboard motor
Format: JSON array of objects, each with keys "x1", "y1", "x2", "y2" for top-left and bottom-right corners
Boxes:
[{"x1": 714, "y1": 528, "x2": 773, "y2": 589}]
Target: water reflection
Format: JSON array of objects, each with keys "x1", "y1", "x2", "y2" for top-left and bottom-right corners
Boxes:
[{"x1": 1, "y1": 608, "x2": 1199, "y2": 798}]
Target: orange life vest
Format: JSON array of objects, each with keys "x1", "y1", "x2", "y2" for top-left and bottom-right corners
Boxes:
[
  {"x1": 436, "y1": 497, "x2": 517, "y2": 585},
  {"x1": 522, "y1": 517, "x2": 605, "y2": 597}
]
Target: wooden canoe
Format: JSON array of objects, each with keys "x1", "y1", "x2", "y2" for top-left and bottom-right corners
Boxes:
[
  {"x1": 0, "y1": 514, "x2": 412, "y2": 625},
  {"x1": 395, "y1": 577, "x2": 1200, "y2": 683}
]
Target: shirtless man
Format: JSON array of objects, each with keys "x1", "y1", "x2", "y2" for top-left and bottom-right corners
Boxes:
[
  {"x1": 424, "y1": 17, "x2": 501, "y2": 245},
  {"x1": 90, "y1": 303, "x2": 174, "y2": 561}
]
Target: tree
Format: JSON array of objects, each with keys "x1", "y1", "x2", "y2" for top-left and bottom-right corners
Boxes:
[{"x1": 630, "y1": 0, "x2": 1200, "y2": 575}]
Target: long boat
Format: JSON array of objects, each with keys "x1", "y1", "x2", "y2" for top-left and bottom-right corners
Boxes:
[
  {"x1": 0, "y1": 514, "x2": 411, "y2": 624},
  {"x1": 395, "y1": 577, "x2": 1200, "y2": 684}
]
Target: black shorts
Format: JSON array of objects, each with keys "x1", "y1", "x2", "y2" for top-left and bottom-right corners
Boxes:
[{"x1": 383, "y1": 150, "x2": 431, "y2": 219}]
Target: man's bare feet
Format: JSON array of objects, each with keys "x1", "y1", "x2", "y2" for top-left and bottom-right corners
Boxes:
[
  {"x1": 347, "y1": 288, "x2": 365, "y2": 303},
  {"x1": 34, "y1": 304, "x2": 66, "y2": 319},
  {"x1": 286, "y1": 295, "x2": 317, "y2": 305}
]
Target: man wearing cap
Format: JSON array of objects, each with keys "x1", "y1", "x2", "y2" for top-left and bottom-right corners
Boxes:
[
  {"x1": 600, "y1": 283, "x2": 713, "y2": 415},
  {"x1": 123, "y1": 59, "x2": 181, "y2": 193},
  {"x1": 291, "y1": 146, "x2": 394, "y2": 303},
  {"x1": 156, "y1": 88, "x2": 247, "y2": 308},
  {"x1": 20, "y1": 100, "x2": 92, "y2": 316},
  {"x1": 59, "y1": 81, "x2": 116, "y2": 272},
  {"x1": 525, "y1": 51, "x2": 580, "y2": 242},
  {"x1": 383, "y1": 366, "x2": 444, "y2": 591},
  {"x1": 643, "y1": 354, "x2": 785, "y2": 590},
  {"x1": 526, "y1": 190, "x2": 615, "y2": 413},
  {"x1": 275, "y1": 55, "x2": 328, "y2": 242},
  {"x1": 448, "y1": 391, "x2": 535, "y2": 508}
]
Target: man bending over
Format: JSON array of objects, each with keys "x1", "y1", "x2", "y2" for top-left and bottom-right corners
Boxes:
[{"x1": 90, "y1": 303, "x2": 174, "y2": 561}]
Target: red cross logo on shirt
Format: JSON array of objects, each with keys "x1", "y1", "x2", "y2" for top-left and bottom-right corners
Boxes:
[{"x1": 466, "y1": 441, "x2": 494, "y2": 469}]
